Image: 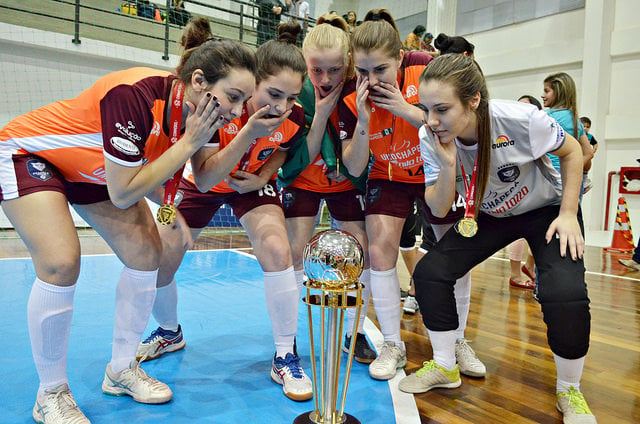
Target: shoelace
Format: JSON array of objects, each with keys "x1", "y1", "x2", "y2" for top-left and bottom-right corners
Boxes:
[
  {"x1": 456, "y1": 341, "x2": 477, "y2": 362},
  {"x1": 278, "y1": 354, "x2": 304, "y2": 379},
  {"x1": 416, "y1": 360, "x2": 437, "y2": 377},
  {"x1": 560, "y1": 386, "x2": 592, "y2": 414},
  {"x1": 48, "y1": 389, "x2": 85, "y2": 423},
  {"x1": 376, "y1": 344, "x2": 399, "y2": 367},
  {"x1": 142, "y1": 328, "x2": 163, "y2": 343}
]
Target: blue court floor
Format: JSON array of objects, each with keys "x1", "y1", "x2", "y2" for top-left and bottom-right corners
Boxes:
[{"x1": 1, "y1": 250, "x2": 420, "y2": 423}]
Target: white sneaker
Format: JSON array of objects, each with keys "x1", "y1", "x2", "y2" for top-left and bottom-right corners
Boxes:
[
  {"x1": 403, "y1": 296, "x2": 419, "y2": 315},
  {"x1": 32, "y1": 383, "x2": 90, "y2": 424},
  {"x1": 369, "y1": 341, "x2": 406, "y2": 380},
  {"x1": 136, "y1": 325, "x2": 186, "y2": 362},
  {"x1": 455, "y1": 338, "x2": 486, "y2": 378},
  {"x1": 556, "y1": 387, "x2": 597, "y2": 423},
  {"x1": 271, "y1": 352, "x2": 313, "y2": 401},
  {"x1": 102, "y1": 360, "x2": 172, "y2": 404},
  {"x1": 398, "y1": 360, "x2": 461, "y2": 394}
]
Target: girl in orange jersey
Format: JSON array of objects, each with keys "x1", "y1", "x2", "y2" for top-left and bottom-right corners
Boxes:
[
  {"x1": 0, "y1": 18, "x2": 257, "y2": 423},
  {"x1": 339, "y1": 9, "x2": 486, "y2": 381},
  {"x1": 278, "y1": 14, "x2": 376, "y2": 364},
  {"x1": 137, "y1": 23, "x2": 315, "y2": 402}
]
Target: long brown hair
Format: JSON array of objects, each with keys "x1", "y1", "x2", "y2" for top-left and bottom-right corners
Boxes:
[
  {"x1": 544, "y1": 72, "x2": 580, "y2": 138},
  {"x1": 176, "y1": 17, "x2": 257, "y2": 85},
  {"x1": 256, "y1": 22, "x2": 307, "y2": 84},
  {"x1": 420, "y1": 54, "x2": 491, "y2": 216}
]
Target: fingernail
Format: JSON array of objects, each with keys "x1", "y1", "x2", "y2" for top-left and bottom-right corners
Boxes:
[
  {"x1": 206, "y1": 93, "x2": 211, "y2": 97},
  {"x1": 215, "y1": 102, "x2": 220, "y2": 107},
  {"x1": 212, "y1": 95, "x2": 217, "y2": 101}
]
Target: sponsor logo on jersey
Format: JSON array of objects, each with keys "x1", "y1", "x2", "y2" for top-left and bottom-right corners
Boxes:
[
  {"x1": 115, "y1": 121, "x2": 142, "y2": 142},
  {"x1": 269, "y1": 132, "x2": 283, "y2": 143},
  {"x1": 340, "y1": 130, "x2": 347, "y2": 140},
  {"x1": 404, "y1": 84, "x2": 418, "y2": 99},
  {"x1": 225, "y1": 123, "x2": 239, "y2": 135},
  {"x1": 492, "y1": 135, "x2": 515, "y2": 149},
  {"x1": 78, "y1": 167, "x2": 107, "y2": 183},
  {"x1": 150, "y1": 121, "x2": 161, "y2": 136},
  {"x1": 110, "y1": 137, "x2": 141, "y2": 156},
  {"x1": 257, "y1": 148, "x2": 275, "y2": 161},
  {"x1": 497, "y1": 164, "x2": 520, "y2": 183},
  {"x1": 26, "y1": 159, "x2": 53, "y2": 181},
  {"x1": 554, "y1": 123, "x2": 565, "y2": 143}
]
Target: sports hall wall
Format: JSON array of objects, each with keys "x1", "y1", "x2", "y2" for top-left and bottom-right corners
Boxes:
[{"x1": 0, "y1": 0, "x2": 639, "y2": 236}]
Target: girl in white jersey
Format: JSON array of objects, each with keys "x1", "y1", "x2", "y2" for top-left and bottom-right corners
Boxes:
[{"x1": 398, "y1": 54, "x2": 596, "y2": 424}]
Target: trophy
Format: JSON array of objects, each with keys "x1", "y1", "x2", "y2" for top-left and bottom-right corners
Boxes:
[{"x1": 294, "y1": 229, "x2": 364, "y2": 424}]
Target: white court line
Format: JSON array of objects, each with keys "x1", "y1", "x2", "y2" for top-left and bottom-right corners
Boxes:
[{"x1": 487, "y1": 256, "x2": 640, "y2": 282}]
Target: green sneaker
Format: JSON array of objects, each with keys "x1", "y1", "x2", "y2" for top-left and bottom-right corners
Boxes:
[
  {"x1": 398, "y1": 360, "x2": 461, "y2": 394},
  {"x1": 556, "y1": 387, "x2": 597, "y2": 424}
]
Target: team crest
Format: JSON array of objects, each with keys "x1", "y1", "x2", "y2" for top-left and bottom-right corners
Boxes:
[
  {"x1": 26, "y1": 159, "x2": 53, "y2": 181},
  {"x1": 257, "y1": 148, "x2": 275, "y2": 161},
  {"x1": 366, "y1": 186, "x2": 381, "y2": 206},
  {"x1": 497, "y1": 164, "x2": 520, "y2": 183},
  {"x1": 282, "y1": 191, "x2": 295, "y2": 209}
]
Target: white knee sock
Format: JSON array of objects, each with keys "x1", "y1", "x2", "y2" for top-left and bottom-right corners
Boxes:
[
  {"x1": 294, "y1": 268, "x2": 305, "y2": 300},
  {"x1": 428, "y1": 330, "x2": 457, "y2": 370},
  {"x1": 555, "y1": 354, "x2": 585, "y2": 393},
  {"x1": 369, "y1": 268, "x2": 402, "y2": 346},
  {"x1": 111, "y1": 267, "x2": 158, "y2": 373},
  {"x1": 347, "y1": 268, "x2": 371, "y2": 336},
  {"x1": 264, "y1": 266, "x2": 299, "y2": 358},
  {"x1": 453, "y1": 272, "x2": 472, "y2": 339},
  {"x1": 152, "y1": 279, "x2": 179, "y2": 332},
  {"x1": 28, "y1": 278, "x2": 75, "y2": 395}
]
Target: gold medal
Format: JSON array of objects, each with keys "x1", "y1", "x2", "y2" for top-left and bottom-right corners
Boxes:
[
  {"x1": 456, "y1": 217, "x2": 478, "y2": 238},
  {"x1": 157, "y1": 203, "x2": 177, "y2": 225}
]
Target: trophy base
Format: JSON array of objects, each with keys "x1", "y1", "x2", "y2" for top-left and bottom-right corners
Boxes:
[{"x1": 294, "y1": 411, "x2": 361, "y2": 424}]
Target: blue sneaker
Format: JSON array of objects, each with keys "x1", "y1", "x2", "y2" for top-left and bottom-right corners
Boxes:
[
  {"x1": 271, "y1": 352, "x2": 313, "y2": 401},
  {"x1": 136, "y1": 325, "x2": 185, "y2": 362}
]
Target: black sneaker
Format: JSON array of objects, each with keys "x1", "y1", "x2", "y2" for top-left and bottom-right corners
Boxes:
[{"x1": 343, "y1": 333, "x2": 377, "y2": 364}]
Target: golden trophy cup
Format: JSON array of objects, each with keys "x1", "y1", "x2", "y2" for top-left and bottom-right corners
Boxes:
[{"x1": 294, "y1": 229, "x2": 364, "y2": 424}]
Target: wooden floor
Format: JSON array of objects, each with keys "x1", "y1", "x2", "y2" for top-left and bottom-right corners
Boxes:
[{"x1": 1, "y1": 228, "x2": 638, "y2": 424}]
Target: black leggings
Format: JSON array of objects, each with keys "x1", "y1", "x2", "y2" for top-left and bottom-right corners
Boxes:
[{"x1": 413, "y1": 205, "x2": 590, "y2": 359}]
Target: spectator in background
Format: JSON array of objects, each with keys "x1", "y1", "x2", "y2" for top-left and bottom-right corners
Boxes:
[
  {"x1": 345, "y1": 10, "x2": 359, "y2": 33},
  {"x1": 168, "y1": 0, "x2": 191, "y2": 27},
  {"x1": 256, "y1": 0, "x2": 283, "y2": 45},
  {"x1": 580, "y1": 116, "x2": 598, "y2": 154},
  {"x1": 421, "y1": 32, "x2": 437, "y2": 54},
  {"x1": 619, "y1": 240, "x2": 640, "y2": 271},
  {"x1": 404, "y1": 25, "x2": 426, "y2": 51},
  {"x1": 434, "y1": 33, "x2": 475, "y2": 57}
]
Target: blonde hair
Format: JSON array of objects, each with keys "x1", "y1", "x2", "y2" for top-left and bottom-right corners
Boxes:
[
  {"x1": 302, "y1": 13, "x2": 353, "y2": 80},
  {"x1": 351, "y1": 9, "x2": 402, "y2": 59}
]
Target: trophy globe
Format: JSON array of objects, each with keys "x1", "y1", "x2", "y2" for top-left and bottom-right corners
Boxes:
[{"x1": 296, "y1": 229, "x2": 365, "y2": 424}]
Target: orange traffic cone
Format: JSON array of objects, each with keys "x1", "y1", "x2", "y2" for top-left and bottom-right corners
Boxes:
[{"x1": 605, "y1": 197, "x2": 635, "y2": 252}]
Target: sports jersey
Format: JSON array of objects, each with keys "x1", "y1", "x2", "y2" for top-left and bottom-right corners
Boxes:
[
  {"x1": 420, "y1": 99, "x2": 566, "y2": 217},
  {"x1": 0, "y1": 67, "x2": 177, "y2": 184},
  {"x1": 340, "y1": 51, "x2": 433, "y2": 184},
  {"x1": 183, "y1": 103, "x2": 305, "y2": 193}
]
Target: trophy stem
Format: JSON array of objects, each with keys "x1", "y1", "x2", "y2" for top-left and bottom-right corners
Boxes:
[{"x1": 323, "y1": 307, "x2": 339, "y2": 420}]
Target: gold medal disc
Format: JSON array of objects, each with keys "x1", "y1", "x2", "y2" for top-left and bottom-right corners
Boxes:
[
  {"x1": 157, "y1": 204, "x2": 177, "y2": 225},
  {"x1": 456, "y1": 217, "x2": 478, "y2": 238}
]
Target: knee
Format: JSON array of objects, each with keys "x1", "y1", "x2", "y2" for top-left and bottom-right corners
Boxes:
[
  {"x1": 37, "y1": 255, "x2": 81, "y2": 285},
  {"x1": 259, "y1": 237, "x2": 293, "y2": 271}
]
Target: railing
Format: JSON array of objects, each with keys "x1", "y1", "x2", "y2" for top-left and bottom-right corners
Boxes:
[{"x1": 0, "y1": 0, "x2": 315, "y2": 61}]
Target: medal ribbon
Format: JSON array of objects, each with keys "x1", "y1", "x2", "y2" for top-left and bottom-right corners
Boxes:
[
  {"x1": 161, "y1": 80, "x2": 186, "y2": 208},
  {"x1": 457, "y1": 149, "x2": 479, "y2": 219}
]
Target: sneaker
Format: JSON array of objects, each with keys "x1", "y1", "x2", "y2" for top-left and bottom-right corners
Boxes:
[
  {"x1": 400, "y1": 289, "x2": 409, "y2": 300},
  {"x1": 619, "y1": 258, "x2": 640, "y2": 271},
  {"x1": 403, "y1": 296, "x2": 419, "y2": 315},
  {"x1": 556, "y1": 387, "x2": 597, "y2": 423},
  {"x1": 102, "y1": 360, "x2": 172, "y2": 404},
  {"x1": 582, "y1": 177, "x2": 593, "y2": 194},
  {"x1": 369, "y1": 341, "x2": 406, "y2": 380},
  {"x1": 33, "y1": 384, "x2": 90, "y2": 424},
  {"x1": 398, "y1": 360, "x2": 461, "y2": 394},
  {"x1": 455, "y1": 338, "x2": 486, "y2": 378},
  {"x1": 136, "y1": 325, "x2": 185, "y2": 362},
  {"x1": 343, "y1": 333, "x2": 376, "y2": 364},
  {"x1": 271, "y1": 352, "x2": 313, "y2": 401}
]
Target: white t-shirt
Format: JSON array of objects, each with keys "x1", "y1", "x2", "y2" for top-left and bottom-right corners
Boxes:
[
  {"x1": 297, "y1": 1, "x2": 309, "y2": 19},
  {"x1": 420, "y1": 99, "x2": 566, "y2": 217}
]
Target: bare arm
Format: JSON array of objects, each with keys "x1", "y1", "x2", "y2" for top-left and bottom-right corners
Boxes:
[
  {"x1": 305, "y1": 83, "x2": 343, "y2": 162},
  {"x1": 577, "y1": 133, "x2": 594, "y2": 172},
  {"x1": 423, "y1": 130, "x2": 458, "y2": 217},
  {"x1": 226, "y1": 149, "x2": 287, "y2": 194},
  {"x1": 341, "y1": 75, "x2": 372, "y2": 177}
]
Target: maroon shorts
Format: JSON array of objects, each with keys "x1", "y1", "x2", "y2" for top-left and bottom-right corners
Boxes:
[
  {"x1": 281, "y1": 187, "x2": 365, "y2": 222},
  {"x1": 365, "y1": 179, "x2": 462, "y2": 225},
  {"x1": 0, "y1": 153, "x2": 109, "y2": 204},
  {"x1": 177, "y1": 179, "x2": 282, "y2": 229}
]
